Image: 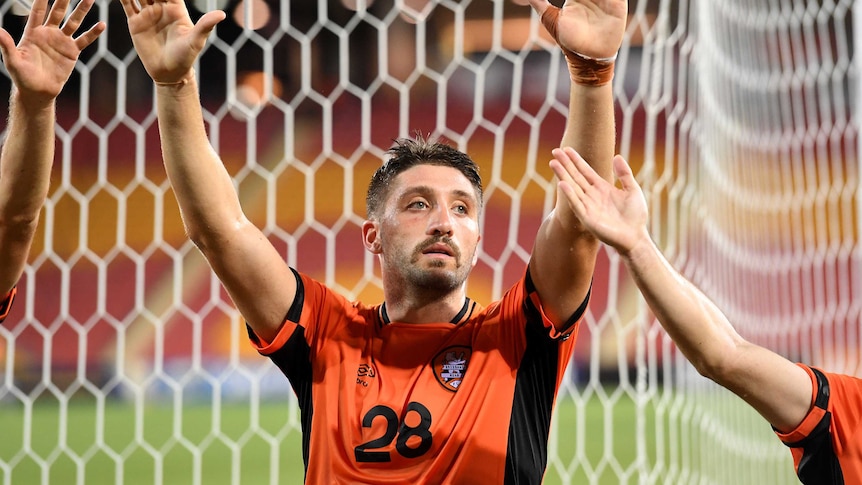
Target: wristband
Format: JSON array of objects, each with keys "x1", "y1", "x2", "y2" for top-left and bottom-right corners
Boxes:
[{"x1": 563, "y1": 50, "x2": 615, "y2": 86}]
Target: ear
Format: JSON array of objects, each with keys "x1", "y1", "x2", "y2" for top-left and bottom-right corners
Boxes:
[
  {"x1": 471, "y1": 234, "x2": 481, "y2": 267},
  {"x1": 362, "y1": 219, "x2": 383, "y2": 254}
]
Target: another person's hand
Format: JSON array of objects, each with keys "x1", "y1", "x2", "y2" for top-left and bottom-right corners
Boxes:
[
  {"x1": 551, "y1": 148, "x2": 648, "y2": 253},
  {"x1": 119, "y1": 0, "x2": 225, "y2": 84},
  {"x1": 0, "y1": 0, "x2": 105, "y2": 104}
]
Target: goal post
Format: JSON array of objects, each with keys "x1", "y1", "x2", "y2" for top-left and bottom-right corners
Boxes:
[{"x1": 0, "y1": 1, "x2": 857, "y2": 484}]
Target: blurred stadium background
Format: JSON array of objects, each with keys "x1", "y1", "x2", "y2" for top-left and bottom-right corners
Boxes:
[{"x1": 0, "y1": 0, "x2": 858, "y2": 484}]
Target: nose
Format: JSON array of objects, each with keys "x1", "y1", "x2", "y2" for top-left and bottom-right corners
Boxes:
[{"x1": 428, "y1": 205, "x2": 454, "y2": 236}]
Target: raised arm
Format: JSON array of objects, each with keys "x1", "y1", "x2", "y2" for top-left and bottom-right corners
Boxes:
[
  {"x1": 526, "y1": 0, "x2": 626, "y2": 327},
  {"x1": 119, "y1": 0, "x2": 295, "y2": 342},
  {"x1": 558, "y1": 150, "x2": 813, "y2": 433},
  {"x1": 0, "y1": 0, "x2": 104, "y2": 299}
]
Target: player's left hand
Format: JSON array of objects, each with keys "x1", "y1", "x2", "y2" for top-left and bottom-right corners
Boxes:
[
  {"x1": 527, "y1": 0, "x2": 627, "y2": 60},
  {"x1": 0, "y1": 0, "x2": 105, "y2": 104}
]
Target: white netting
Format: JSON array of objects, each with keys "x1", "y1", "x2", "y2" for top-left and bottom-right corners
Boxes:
[{"x1": 0, "y1": 0, "x2": 857, "y2": 484}]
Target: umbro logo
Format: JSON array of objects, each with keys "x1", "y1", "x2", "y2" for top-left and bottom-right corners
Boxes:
[{"x1": 356, "y1": 363, "x2": 376, "y2": 387}]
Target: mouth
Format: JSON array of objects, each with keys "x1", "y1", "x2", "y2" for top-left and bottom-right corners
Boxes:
[{"x1": 422, "y1": 243, "x2": 455, "y2": 257}]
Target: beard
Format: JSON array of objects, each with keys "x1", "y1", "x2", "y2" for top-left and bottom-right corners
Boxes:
[{"x1": 391, "y1": 235, "x2": 473, "y2": 293}]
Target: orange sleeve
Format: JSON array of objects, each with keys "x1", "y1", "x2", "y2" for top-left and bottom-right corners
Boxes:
[
  {"x1": 247, "y1": 271, "x2": 357, "y2": 356},
  {"x1": 0, "y1": 286, "x2": 17, "y2": 323},
  {"x1": 773, "y1": 364, "x2": 826, "y2": 444}
]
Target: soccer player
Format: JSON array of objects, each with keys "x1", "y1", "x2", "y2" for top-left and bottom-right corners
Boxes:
[
  {"x1": 0, "y1": 0, "x2": 105, "y2": 323},
  {"x1": 557, "y1": 151, "x2": 862, "y2": 484},
  {"x1": 118, "y1": 0, "x2": 627, "y2": 482}
]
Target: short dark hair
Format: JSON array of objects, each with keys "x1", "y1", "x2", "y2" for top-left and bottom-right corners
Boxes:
[{"x1": 366, "y1": 135, "x2": 483, "y2": 219}]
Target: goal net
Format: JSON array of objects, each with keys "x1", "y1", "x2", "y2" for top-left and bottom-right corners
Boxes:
[{"x1": 0, "y1": 0, "x2": 857, "y2": 484}]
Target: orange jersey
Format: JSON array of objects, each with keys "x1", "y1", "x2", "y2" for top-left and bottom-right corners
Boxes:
[
  {"x1": 0, "y1": 286, "x2": 16, "y2": 323},
  {"x1": 775, "y1": 364, "x2": 862, "y2": 484},
  {"x1": 249, "y1": 269, "x2": 586, "y2": 484}
]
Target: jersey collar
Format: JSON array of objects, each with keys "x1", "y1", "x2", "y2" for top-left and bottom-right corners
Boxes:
[{"x1": 380, "y1": 298, "x2": 474, "y2": 325}]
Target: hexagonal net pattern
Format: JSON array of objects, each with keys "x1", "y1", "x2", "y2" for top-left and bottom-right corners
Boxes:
[{"x1": 0, "y1": 0, "x2": 857, "y2": 484}]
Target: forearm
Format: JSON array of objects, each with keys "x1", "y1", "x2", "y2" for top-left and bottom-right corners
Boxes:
[
  {"x1": 155, "y1": 75, "x2": 244, "y2": 246},
  {"x1": 0, "y1": 90, "x2": 56, "y2": 294},
  {"x1": 155, "y1": 75, "x2": 297, "y2": 336},
  {"x1": 528, "y1": 74, "x2": 617, "y2": 325},
  {"x1": 621, "y1": 232, "x2": 742, "y2": 376},
  {"x1": 546, "y1": 82, "x2": 615, "y2": 236},
  {"x1": 561, "y1": 82, "x2": 616, "y2": 180},
  {"x1": 561, "y1": 82, "x2": 615, "y2": 182},
  {"x1": 0, "y1": 89, "x2": 55, "y2": 224},
  {"x1": 622, "y1": 232, "x2": 818, "y2": 430}
]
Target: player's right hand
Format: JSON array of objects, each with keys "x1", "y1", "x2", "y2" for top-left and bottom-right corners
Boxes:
[{"x1": 118, "y1": 0, "x2": 225, "y2": 84}]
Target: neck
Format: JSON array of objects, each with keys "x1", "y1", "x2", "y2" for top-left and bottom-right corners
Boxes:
[{"x1": 382, "y1": 288, "x2": 468, "y2": 324}]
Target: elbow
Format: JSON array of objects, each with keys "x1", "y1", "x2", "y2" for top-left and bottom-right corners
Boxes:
[
  {"x1": 184, "y1": 224, "x2": 220, "y2": 255},
  {"x1": 0, "y1": 213, "x2": 40, "y2": 243},
  {"x1": 183, "y1": 224, "x2": 209, "y2": 250},
  {"x1": 687, "y1": 338, "x2": 747, "y2": 384},
  {"x1": 691, "y1": 357, "x2": 729, "y2": 383},
  {"x1": 182, "y1": 215, "x2": 247, "y2": 255}
]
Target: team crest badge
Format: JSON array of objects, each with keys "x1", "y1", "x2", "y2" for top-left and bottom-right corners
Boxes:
[{"x1": 432, "y1": 346, "x2": 472, "y2": 392}]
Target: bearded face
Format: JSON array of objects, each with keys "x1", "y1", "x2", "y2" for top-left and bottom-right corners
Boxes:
[
  {"x1": 384, "y1": 232, "x2": 476, "y2": 293},
  {"x1": 365, "y1": 164, "x2": 482, "y2": 296}
]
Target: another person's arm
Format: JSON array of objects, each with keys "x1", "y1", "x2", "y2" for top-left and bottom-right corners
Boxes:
[
  {"x1": 0, "y1": 0, "x2": 104, "y2": 300},
  {"x1": 120, "y1": 0, "x2": 295, "y2": 342},
  {"x1": 558, "y1": 150, "x2": 813, "y2": 433},
  {"x1": 526, "y1": 0, "x2": 626, "y2": 329}
]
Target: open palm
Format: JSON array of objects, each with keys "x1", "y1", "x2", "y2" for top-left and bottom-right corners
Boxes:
[
  {"x1": 120, "y1": 0, "x2": 225, "y2": 83},
  {"x1": 529, "y1": 0, "x2": 627, "y2": 59},
  {"x1": 554, "y1": 151, "x2": 649, "y2": 253},
  {"x1": 0, "y1": 0, "x2": 104, "y2": 101}
]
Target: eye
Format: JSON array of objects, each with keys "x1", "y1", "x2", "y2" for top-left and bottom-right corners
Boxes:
[
  {"x1": 408, "y1": 200, "x2": 429, "y2": 210},
  {"x1": 453, "y1": 204, "x2": 468, "y2": 215}
]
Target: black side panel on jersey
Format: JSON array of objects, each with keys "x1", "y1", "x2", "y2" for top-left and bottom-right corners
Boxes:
[
  {"x1": 503, "y1": 276, "x2": 564, "y2": 485},
  {"x1": 248, "y1": 268, "x2": 314, "y2": 473},
  {"x1": 504, "y1": 319, "x2": 558, "y2": 484},
  {"x1": 783, "y1": 367, "x2": 844, "y2": 485}
]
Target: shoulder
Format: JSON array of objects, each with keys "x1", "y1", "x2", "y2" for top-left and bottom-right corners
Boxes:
[
  {"x1": 295, "y1": 270, "x2": 366, "y2": 308},
  {"x1": 293, "y1": 269, "x2": 381, "y2": 324},
  {"x1": 809, "y1": 366, "x2": 862, "y2": 399}
]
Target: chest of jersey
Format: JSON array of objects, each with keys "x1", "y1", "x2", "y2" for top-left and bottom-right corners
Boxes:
[{"x1": 310, "y1": 316, "x2": 523, "y2": 480}]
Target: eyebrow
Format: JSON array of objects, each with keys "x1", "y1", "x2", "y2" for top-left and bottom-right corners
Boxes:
[{"x1": 399, "y1": 186, "x2": 479, "y2": 205}]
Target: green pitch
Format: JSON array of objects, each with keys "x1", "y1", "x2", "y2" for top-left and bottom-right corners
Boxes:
[{"x1": 0, "y1": 394, "x2": 655, "y2": 484}]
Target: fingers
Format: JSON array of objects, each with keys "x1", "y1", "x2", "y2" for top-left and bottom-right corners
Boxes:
[
  {"x1": 549, "y1": 157, "x2": 585, "y2": 209},
  {"x1": 526, "y1": 0, "x2": 572, "y2": 45},
  {"x1": 26, "y1": 0, "x2": 50, "y2": 33},
  {"x1": 550, "y1": 148, "x2": 586, "y2": 191},
  {"x1": 119, "y1": 0, "x2": 141, "y2": 17},
  {"x1": 526, "y1": 0, "x2": 550, "y2": 16},
  {"x1": 74, "y1": 21, "x2": 106, "y2": 51},
  {"x1": 529, "y1": 0, "x2": 560, "y2": 41},
  {"x1": 612, "y1": 155, "x2": 638, "y2": 191},
  {"x1": 573, "y1": 149, "x2": 610, "y2": 188},
  {"x1": 554, "y1": 146, "x2": 606, "y2": 189},
  {"x1": 62, "y1": 0, "x2": 97, "y2": 36},
  {"x1": 191, "y1": 10, "x2": 227, "y2": 46},
  {"x1": 0, "y1": 28, "x2": 16, "y2": 66},
  {"x1": 45, "y1": 0, "x2": 71, "y2": 28},
  {"x1": 557, "y1": 178, "x2": 587, "y2": 216}
]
